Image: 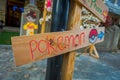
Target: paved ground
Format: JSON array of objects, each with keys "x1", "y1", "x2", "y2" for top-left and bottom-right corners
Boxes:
[
  {"x1": 73, "y1": 51, "x2": 120, "y2": 80},
  {"x1": 0, "y1": 45, "x2": 120, "y2": 80}
]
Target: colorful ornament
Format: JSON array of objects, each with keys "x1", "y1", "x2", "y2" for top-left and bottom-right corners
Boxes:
[
  {"x1": 46, "y1": 0, "x2": 52, "y2": 12},
  {"x1": 23, "y1": 10, "x2": 38, "y2": 36},
  {"x1": 81, "y1": 7, "x2": 100, "y2": 29}
]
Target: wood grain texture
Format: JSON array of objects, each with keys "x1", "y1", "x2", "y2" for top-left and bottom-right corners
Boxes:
[
  {"x1": 11, "y1": 0, "x2": 105, "y2": 67},
  {"x1": 41, "y1": 0, "x2": 47, "y2": 33},
  {"x1": 61, "y1": 1, "x2": 82, "y2": 80},
  {"x1": 11, "y1": 26, "x2": 104, "y2": 66}
]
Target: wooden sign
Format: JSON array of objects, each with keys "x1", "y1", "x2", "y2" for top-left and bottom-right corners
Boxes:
[
  {"x1": 11, "y1": 27, "x2": 105, "y2": 66},
  {"x1": 76, "y1": 0, "x2": 108, "y2": 22}
]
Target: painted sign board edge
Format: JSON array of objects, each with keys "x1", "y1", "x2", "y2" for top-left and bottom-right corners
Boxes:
[
  {"x1": 76, "y1": 0, "x2": 108, "y2": 22},
  {"x1": 11, "y1": 27, "x2": 105, "y2": 66}
]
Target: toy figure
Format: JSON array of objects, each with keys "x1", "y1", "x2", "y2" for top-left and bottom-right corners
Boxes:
[{"x1": 23, "y1": 10, "x2": 38, "y2": 36}]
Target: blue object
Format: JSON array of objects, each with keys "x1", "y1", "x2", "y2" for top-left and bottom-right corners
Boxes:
[
  {"x1": 13, "y1": 6, "x2": 18, "y2": 11},
  {"x1": 13, "y1": 6, "x2": 24, "y2": 12},
  {"x1": 98, "y1": 31, "x2": 104, "y2": 40},
  {"x1": 19, "y1": 7, "x2": 24, "y2": 12}
]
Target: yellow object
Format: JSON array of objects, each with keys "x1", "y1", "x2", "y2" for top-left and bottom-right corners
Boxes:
[
  {"x1": 84, "y1": 44, "x2": 99, "y2": 59},
  {"x1": 39, "y1": 18, "x2": 44, "y2": 25},
  {"x1": 41, "y1": 1, "x2": 47, "y2": 33},
  {"x1": 23, "y1": 22, "x2": 38, "y2": 36}
]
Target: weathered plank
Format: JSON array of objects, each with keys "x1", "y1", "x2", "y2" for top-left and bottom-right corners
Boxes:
[
  {"x1": 61, "y1": 1, "x2": 107, "y2": 79},
  {"x1": 11, "y1": 26, "x2": 104, "y2": 66},
  {"x1": 76, "y1": 0, "x2": 108, "y2": 22},
  {"x1": 61, "y1": 1, "x2": 82, "y2": 80}
]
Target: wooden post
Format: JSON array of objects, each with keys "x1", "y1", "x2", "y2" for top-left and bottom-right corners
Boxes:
[
  {"x1": 41, "y1": 0, "x2": 47, "y2": 33},
  {"x1": 61, "y1": 1, "x2": 82, "y2": 80}
]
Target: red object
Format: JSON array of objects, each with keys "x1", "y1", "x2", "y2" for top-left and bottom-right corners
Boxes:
[
  {"x1": 46, "y1": 0, "x2": 51, "y2": 8},
  {"x1": 103, "y1": 15, "x2": 112, "y2": 27},
  {"x1": 89, "y1": 29, "x2": 98, "y2": 38},
  {"x1": 28, "y1": 26, "x2": 34, "y2": 29}
]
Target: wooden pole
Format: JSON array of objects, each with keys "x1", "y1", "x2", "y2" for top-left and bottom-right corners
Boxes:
[
  {"x1": 61, "y1": 1, "x2": 82, "y2": 80},
  {"x1": 41, "y1": 0, "x2": 47, "y2": 33}
]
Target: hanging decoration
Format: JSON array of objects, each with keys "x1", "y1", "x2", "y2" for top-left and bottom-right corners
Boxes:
[
  {"x1": 23, "y1": 10, "x2": 38, "y2": 36},
  {"x1": 46, "y1": 0, "x2": 52, "y2": 12},
  {"x1": 39, "y1": 0, "x2": 53, "y2": 26}
]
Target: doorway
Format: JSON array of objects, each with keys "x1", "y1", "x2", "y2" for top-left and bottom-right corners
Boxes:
[{"x1": 5, "y1": 0, "x2": 25, "y2": 27}]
